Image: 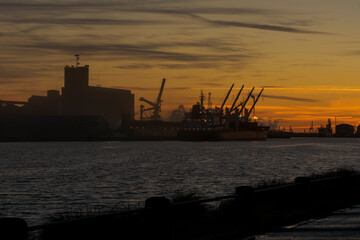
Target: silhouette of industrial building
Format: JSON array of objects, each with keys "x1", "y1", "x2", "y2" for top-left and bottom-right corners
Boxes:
[
  {"x1": 61, "y1": 64, "x2": 134, "y2": 128},
  {"x1": 0, "y1": 59, "x2": 134, "y2": 131},
  {"x1": 335, "y1": 124, "x2": 355, "y2": 137}
]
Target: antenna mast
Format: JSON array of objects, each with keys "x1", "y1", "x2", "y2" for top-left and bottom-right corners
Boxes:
[
  {"x1": 200, "y1": 90, "x2": 204, "y2": 107},
  {"x1": 208, "y1": 92, "x2": 212, "y2": 109},
  {"x1": 75, "y1": 54, "x2": 80, "y2": 68}
]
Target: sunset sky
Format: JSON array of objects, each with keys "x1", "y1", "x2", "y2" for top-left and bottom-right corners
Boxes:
[{"x1": 1, "y1": 0, "x2": 360, "y2": 130}]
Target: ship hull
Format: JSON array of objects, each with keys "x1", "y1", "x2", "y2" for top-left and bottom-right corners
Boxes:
[
  {"x1": 178, "y1": 128, "x2": 268, "y2": 141},
  {"x1": 220, "y1": 130, "x2": 268, "y2": 141},
  {"x1": 125, "y1": 120, "x2": 269, "y2": 141}
]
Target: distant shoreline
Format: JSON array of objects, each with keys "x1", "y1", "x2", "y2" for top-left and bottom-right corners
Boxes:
[{"x1": 0, "y1": 135, "x2": 359, "y2": 142}]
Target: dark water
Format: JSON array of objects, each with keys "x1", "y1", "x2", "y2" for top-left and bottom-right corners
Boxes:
[{"x1": 1, "y1": 138, "x2": 360, "y2": 226}]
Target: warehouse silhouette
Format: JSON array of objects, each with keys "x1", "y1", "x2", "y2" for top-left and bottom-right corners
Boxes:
[{"x1": 0, "y1": 56, "x2": 134, "y2": 140}]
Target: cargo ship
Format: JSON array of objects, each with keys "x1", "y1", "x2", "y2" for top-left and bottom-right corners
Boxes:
[{"x1": 178, "y1": 85, "x2": 269, "y2": 141}]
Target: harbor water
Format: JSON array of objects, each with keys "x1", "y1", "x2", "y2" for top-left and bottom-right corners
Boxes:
[{"x1": 1, "y1": 138, "x2": 360, "y2": 226}]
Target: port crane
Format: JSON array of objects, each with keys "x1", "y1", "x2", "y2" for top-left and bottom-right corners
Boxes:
[{"x1": 139, "y1": 78, "x2": 166, "y2": 120}]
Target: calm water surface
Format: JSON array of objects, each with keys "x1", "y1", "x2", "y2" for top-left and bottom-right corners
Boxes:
[{"x1": 1, "y1": 138, "x2": 360, "y2": 225}]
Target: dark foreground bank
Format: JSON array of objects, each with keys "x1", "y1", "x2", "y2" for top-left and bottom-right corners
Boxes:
[
  {"x1": 2, "y1": 169, "x2": 360, "y2": 240},
  {"x1": 256, "y1": 204, "x2": 360, "y2": 239}
]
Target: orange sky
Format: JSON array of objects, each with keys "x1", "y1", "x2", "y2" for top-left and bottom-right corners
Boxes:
[{"x1": 1, "y1": 0, "x2": 360, "y2": 131}]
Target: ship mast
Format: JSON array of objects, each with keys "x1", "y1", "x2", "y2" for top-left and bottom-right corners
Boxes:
[
  {"x1": 200, "y1": 90, "x2": 205, "y2": 107},
  {"x1": 208, "y1": 92, "x2": 212, "y2": 109}
]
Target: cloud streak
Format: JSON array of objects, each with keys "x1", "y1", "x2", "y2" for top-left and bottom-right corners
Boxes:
[
  {"x1": 17, "y1": 42, "x2": 253, "y2": 63},
  {"x1": 0, "y1": 2, "x2": 274, "y2": 15},
  {"x1": 262, "y1": 94, "x2": 318, "y2": 102},
  {"x1": 192, "y1": 15, "x2": 326, "y2": 34},
  {"x1": 3, "y1": 18, "x2": 169, "y2": 26}
]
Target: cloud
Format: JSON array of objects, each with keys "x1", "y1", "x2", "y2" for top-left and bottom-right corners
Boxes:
[
  {"x1": 0, "y1": 78, "x2": 20, "y2": 85},
  {"x1": 0, "y1": 2, "x2": 121, "y2": 12},
  {"x1": 114, "y1": 39, "x2": 242, "y2": 53},
  {"x1": 0, "y1": 2, "x2": 327, "y2": 34},
  {"x1": 0, "y1": 61, "x2": 62, "y2": 84},
  {"x1": 3, "y1": 18, "x2": 169, "y2": 26},
  {"x1": 262, "y1": 94, "x2": 318, "y2": 102},
  {"x1": 147, "y1": 39, "x2": 240, "y2": 52},
  {"x1": 115, "y1": 64, "x2": 153, "y2": 69},
  {"x1": 111, "y1": 86, "x2": 191, "y2": 91},
  {"x1": 116, "y1": 58, "x2": 250, "y2": 69},
  {"x1": 132, "y1": 8, "x2": 326, "y2": 34},
  {"x1": 259, "y1": 85, "x2": 286, "y2": 89},
  {"x1": 200, "y1": 17, "x2": 326, "y2": 34},
  {"x1": 17, "y1": 42, "x2": 253, "y2": 63},
  {"x1": 188, "y1": 7, "x2": 273, "y2": 15},
  {"x1": 345, "y1": 50, "x2": 360, "y2": 55},
  {"x1": 171, "y1": 87, "x2": 192, "y2": 90},
  {"x1": 199, "y1": 82, "x2": 224, "y2": 87},
  {"x1": 132, "y1": 7, "x2": 270, "y2": 16},
  {"x1": 157, "y1": 63, "x2": 221, "y2": 69},
  {"x1": 0, "y1": 66, "x2": 41, "y2": 81},
  {"x1": 0, "y1": 2, "x2": 274, "y2": 15},
  {"x1": 112, "y1": 86, "x2": 160, "y2": 91},
  {"x1": 272, "y1": 19, "x2": 315, "y2": 27}
]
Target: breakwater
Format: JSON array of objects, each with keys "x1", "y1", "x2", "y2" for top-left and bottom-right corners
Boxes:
[{"x1": 3, "y1": 171, "x2": 360, "y2": 240}]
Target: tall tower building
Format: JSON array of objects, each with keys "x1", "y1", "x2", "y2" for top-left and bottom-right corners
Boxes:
[
  {"x1": 64, "y1": 65, "x2": 89, "y2": 90},
  {"x1": 62, "y1": 56, "x2": 89, "y2": 115},
  {"x1": 61, "y1": 55, "x2": 134, "y2": 128}
]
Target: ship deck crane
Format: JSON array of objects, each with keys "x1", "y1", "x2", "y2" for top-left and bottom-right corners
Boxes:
[
  {"x1": 139, "y1": 78, "x2": 166, "y2": 120},
  {"x1": 245, "y1": 88, "x2": 264, "y2": 119},
  {"x1": 220, "y1": 83, "x2": 234, "y2": 110},
  {"x1": 228, "y1": 85, "x2": 244, "y2": 114},
  {"x1": 238, "y1": 87, "x2": 255, "y2": 116}
]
